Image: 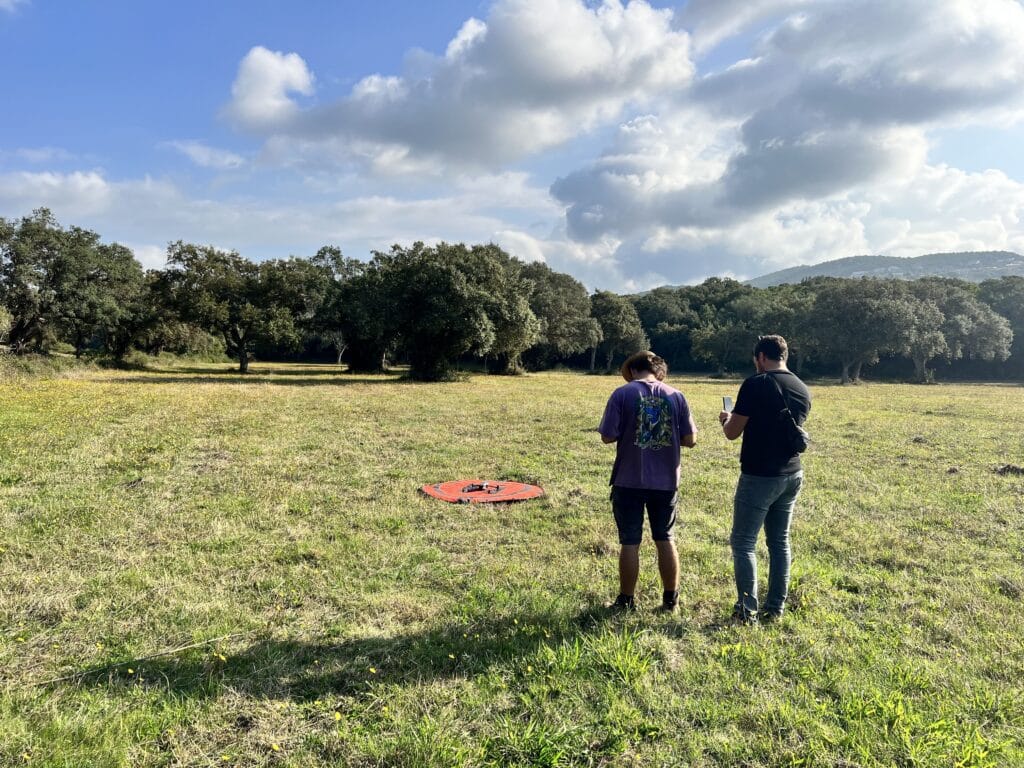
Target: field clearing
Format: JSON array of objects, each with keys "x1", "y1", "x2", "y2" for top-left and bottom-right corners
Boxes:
[{"x1": 1, "y1": 362, "x2": 1022, "y2": 767}]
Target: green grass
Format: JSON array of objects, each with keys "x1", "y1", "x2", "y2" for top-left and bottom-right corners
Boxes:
[{"x1": 1, "y1": 362, "x2": 1022, "y2": 767}]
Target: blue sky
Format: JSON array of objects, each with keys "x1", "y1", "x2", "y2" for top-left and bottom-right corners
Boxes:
[{"x1": 2, "y1": 0, "x2": 1024, "y2": 290}]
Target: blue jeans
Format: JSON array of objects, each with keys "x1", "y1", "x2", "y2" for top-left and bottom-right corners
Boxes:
[{"x1": 730, "y1": 472, "x2": 803, "y2": 618}]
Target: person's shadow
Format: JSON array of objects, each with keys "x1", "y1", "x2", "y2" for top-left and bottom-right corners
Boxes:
[{"x1": 51, "y1": 605, "x2": 617, "y2": 703}]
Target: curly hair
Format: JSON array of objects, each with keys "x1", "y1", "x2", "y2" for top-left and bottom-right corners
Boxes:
[{"x1": 620, "y1": 351, "x2": 668, "y2": 382}]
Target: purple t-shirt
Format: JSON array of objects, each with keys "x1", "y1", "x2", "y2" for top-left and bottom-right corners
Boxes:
[{"x1": 598, "y1": 379, "x2": 697, "y2": 491}]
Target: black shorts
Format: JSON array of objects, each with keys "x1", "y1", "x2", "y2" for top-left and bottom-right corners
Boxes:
[{"x1": 611, "y1": 486, "x2": 678, "y2": 545}]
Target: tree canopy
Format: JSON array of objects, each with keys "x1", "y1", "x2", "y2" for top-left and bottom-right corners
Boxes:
[
  {"x1": 590, "y1": 291, "x2": 647, "y2": 372},
  {"x1": 0, "y1": 208, "x2": 1019, "y2": 384},
  {"x1": 163, "y1": 242, "x2": 322, "y2": 373}
]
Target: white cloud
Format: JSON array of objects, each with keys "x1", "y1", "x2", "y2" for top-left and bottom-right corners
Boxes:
[
  {"x1": 165, "y1": 140, "x2": 246, "y2": 170},
  {"x1": 676, "y1": 0, "x2": 811, "y2": 58},
  {"x1": 123, "y1": 243, "x2": 167, "y2": 270},
  {"x1": 548, "y1": 0, "x2": 1024, "y2": 284},
  {"x1": 6, "y1": 0, "x2": 1024, "y2": 292},
  {"x1": 0, "y1": 0, "x2": 29, "y2": 13},
  {"x1": 445, "y1": 17, "x2": 486, "y2": 60},
  {"x1": 227, "y1": 0, "x2": 693, "y2": 172},
  {"x1": 223, "y1": 46, "x2": 314, "y2": 129},
  {"x1": 5, "y1": 147, "x2": 75, "y2": 164},
  {"x1": 0, "y1": 171, "x2": 113, "y2": 217},
  {"x1": 0, "y1": 168, "x2": 558, "y2": 266},
  {"x1": 493, "y1": 230, "x2": 547, "y2": 263},
  {"x1": 583, "y1": 162, "x2": 1024, "y2": 287}
]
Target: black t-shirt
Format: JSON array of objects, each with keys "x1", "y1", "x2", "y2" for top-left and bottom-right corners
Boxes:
[{"x1": 733, "y1": 369, "x2": 811, "y2": 477}]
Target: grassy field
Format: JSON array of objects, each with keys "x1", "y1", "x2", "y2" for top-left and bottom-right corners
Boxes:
[{"x1": 1, "y1": 361, "x2": 1022, "y2": 767}]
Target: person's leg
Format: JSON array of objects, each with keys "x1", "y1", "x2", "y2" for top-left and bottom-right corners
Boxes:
[
  {"x1": 647, "y1": 490, "x2": 679, "y2": 603},
  {"x1": 655, "y1": 540, "x2": 678, "y2": 593},
  {"x1": 730, "y1": 474, "x2": 776, "y2": 619},
  {"x1": 611, "y1": 487, "x2": 644, "y2": 605},
  {"x1": 619, "y1": 544, "x2": 640, "y2": 597},
  {"x1": 763, "y1": 472, "x2": 803, "y2": 615}
]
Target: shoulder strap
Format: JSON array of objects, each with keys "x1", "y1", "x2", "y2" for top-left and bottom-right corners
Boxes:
[{"x1": 766, "y1": 373, "x2": 792, "y2": 413}]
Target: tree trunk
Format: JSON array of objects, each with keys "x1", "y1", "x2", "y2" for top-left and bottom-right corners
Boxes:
[
  {"x1": 840, "y1": 361, "x2": 851, "y2": 385},
  {"x1": 590, "y1": 347, "x2": 597, "y2": 372},
  {"x1": 497, "y1": 353, "x2": 522, "y2": 375},
  {"x1": 851, "y1": 360, "x2": 863, "y2": 382},
  {"x1": 913, "y1": 355, "x2": 930, "y2": 383},
  {"x1": 347, "y1": 345, "x2": 386, "y2": 373},
  {"x1": 230, "y1": 327, "x2": 250, "y2": 374},
  {"x1": 336, "y1": 344, "x2": 347, "y2": 366},
  {"x1": 793, "y1": 349, "x2": 804, "y2": 375},
  {"x1": 605, "y1": 349, "x2": 614, "y2": 372},
  {"x1": 9, "y1": 318, "x2": 39, "y2": 354}
]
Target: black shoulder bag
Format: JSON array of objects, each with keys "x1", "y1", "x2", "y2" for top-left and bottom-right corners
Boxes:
[{"x1": 767, "y1": 374, "x2": 810, "y2": 454}]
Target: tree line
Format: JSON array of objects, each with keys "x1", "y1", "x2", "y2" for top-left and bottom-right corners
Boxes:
[
  {"x1": 632, "y1": 275, "x2": 1020, "y2": 383},
  {"x1": 1, "y1": 208, "x2": 1021, "y2": 382}
]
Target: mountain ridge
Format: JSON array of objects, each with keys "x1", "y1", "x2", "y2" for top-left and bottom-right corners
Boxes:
[{"x1": 746, "y1": 250, "x2": 1024, "y2": 287}]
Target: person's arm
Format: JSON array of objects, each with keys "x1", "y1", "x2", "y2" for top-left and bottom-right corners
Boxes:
[
  {"x1": 720, "y1": 380, "x2": 752, "y2": 440},
  {"x1": 598, "y1": 391, "x2": 621, "y2": 445},
  {"x1": 678, "y1": 394, "x2": 697, "y2": 449},
  {"x1": 719, "y1": 411, "x2": 748, "y2": 441}
]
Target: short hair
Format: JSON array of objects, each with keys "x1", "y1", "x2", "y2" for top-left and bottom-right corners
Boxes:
[
  {"x1": 753, "y1": 334, "x2": 788, "y2": 362},
  {"x1": 621, "y1": 351, "x2": 668, "y2": 382}
]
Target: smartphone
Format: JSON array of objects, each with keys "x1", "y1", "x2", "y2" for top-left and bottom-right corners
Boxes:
[{"x1": 722, "y1": 396, "x2": 734, "y2": 413}]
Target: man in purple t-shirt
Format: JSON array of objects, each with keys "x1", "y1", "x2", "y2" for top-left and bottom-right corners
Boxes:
[{"x1": 598, "y1": 351, "x2": 697, "y2": 612}]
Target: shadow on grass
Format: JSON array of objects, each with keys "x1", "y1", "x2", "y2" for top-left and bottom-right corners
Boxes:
[
  {"x1": 149, "y1": 365, "x2": 363, "y2": 376},
  {"x1": 96, "y1": 365, "x2": 495, "y2": 386},
  {"x1": 54, "y1": 606, "x2": 618, "y2": 701},
  {"x1": 96, "y1": 374, "x2": 409, "y2": 387}
]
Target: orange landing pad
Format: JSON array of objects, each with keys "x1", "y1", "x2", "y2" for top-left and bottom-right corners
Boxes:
[{"x1": 420, "y1": 479, "x2": 545, "y2": 504}]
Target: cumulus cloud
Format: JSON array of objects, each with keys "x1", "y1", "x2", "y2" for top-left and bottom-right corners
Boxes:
[
  {"x1": 0, "y1": 171, "x2": 113, "y2": 217},
  {"x1": 223, "y1": 46, "x2": 314, "y2": 129},
  {"x1": 550, "y1": 0, "x2": 1024, "y2": 282},
  {"x1": 225, "y1": 0, "x2": 693, "y2": 171},
  {"x1": 165, "y1": 140, "x2": 246, "y2": 170},
  {"x1": 676, "y1": 0, "x2": 811, "y2": 58},
  {"x1": 7, "y1": 0, "x2": 1024, "y2": 292},
  {"x1": 0, "y1": 167, "x2": 559, "y2": 267},
  {"x1": 572, "y1": 161, "x2": 1024, "y2": 287}
]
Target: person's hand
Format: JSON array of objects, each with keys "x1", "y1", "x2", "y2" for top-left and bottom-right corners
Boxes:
[{"x1": 718, "y1": 410, "x2": 729, "y2": 425}]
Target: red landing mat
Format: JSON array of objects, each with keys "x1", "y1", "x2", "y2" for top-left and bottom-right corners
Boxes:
[{"x1": 420, "y1": 479, "x2": 545, "y2": 504}]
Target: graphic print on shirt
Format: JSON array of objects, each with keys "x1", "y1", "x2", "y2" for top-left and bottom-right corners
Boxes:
[{"x1": 634, "y1": 396, "x2": 673, "y2": 450}]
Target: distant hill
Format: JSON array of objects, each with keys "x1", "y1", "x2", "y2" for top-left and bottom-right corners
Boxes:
[{"x1": 747, "y1": 251, "x2": 1024, "y2": 288}]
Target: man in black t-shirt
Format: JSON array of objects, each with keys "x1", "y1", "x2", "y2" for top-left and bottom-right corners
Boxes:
[{"x1": 719, "y1": 335, "x2": 811, "y2": 624}]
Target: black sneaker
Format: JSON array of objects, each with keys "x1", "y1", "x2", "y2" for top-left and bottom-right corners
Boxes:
[
  {"x1": 655, "y1": 590, "x2": 679, "y2": 613},
  {"x1": 761, "y1": 610, "x2": 783, "y2": 624},
  {"x1": 729, "y1": 608, "x2": 757, "y2": 625},
  {"x1": 609, "y1": 594, "x2": 637, "y2": 613}
]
